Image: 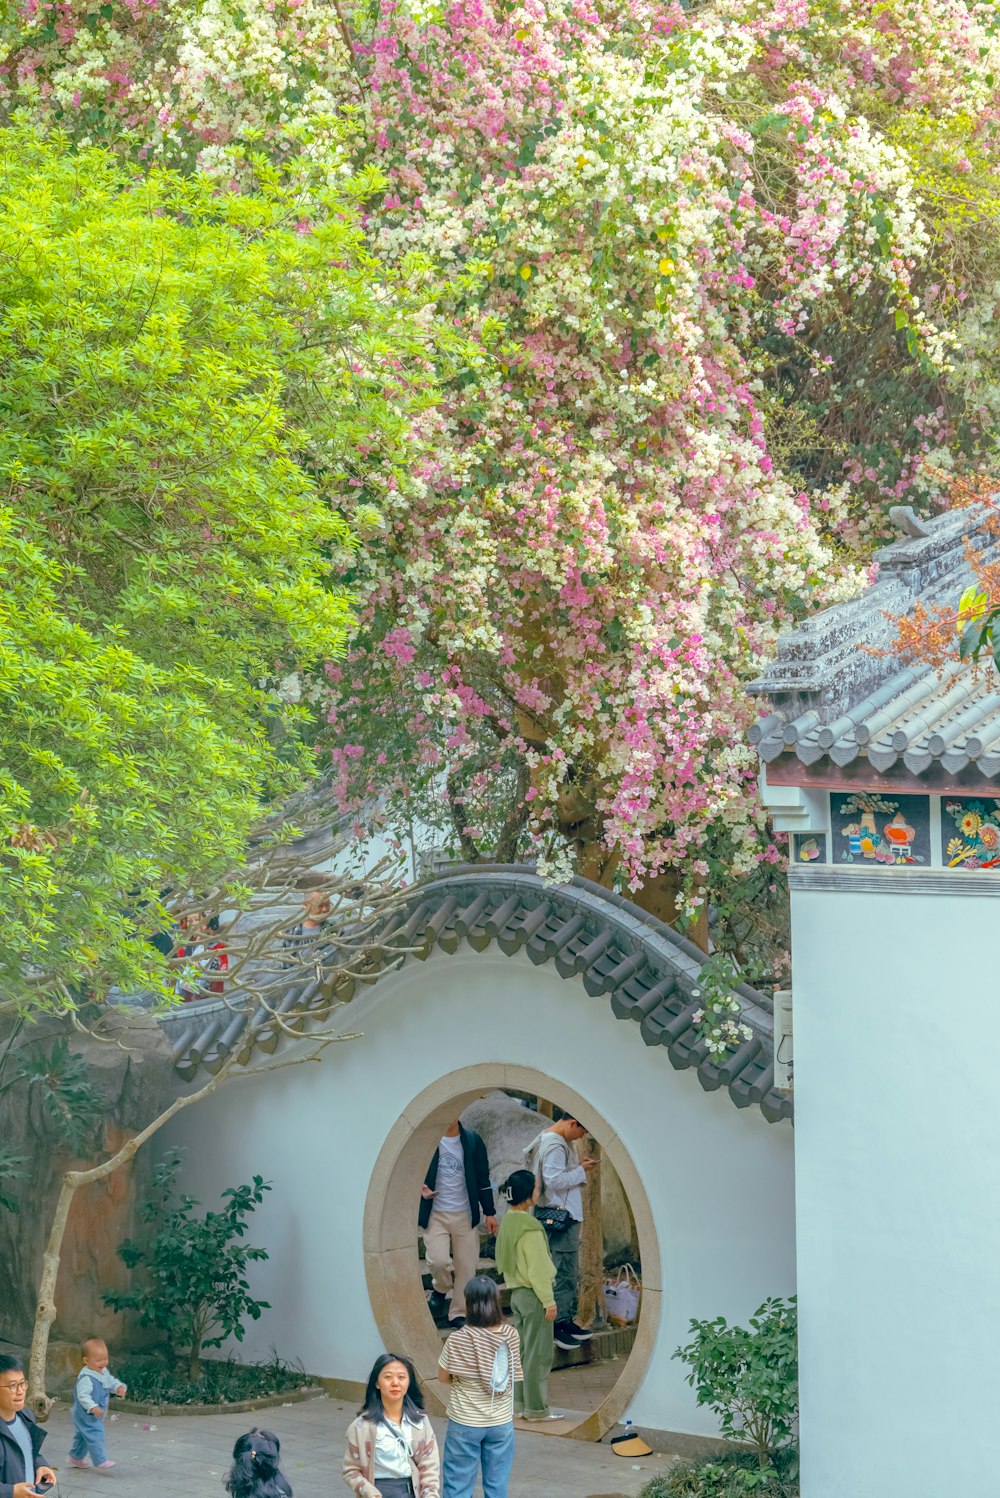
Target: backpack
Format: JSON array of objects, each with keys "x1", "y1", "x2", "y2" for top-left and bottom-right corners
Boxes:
[{"x1": 489, "y1": 1336, "x2": 512, "y2": 1410}]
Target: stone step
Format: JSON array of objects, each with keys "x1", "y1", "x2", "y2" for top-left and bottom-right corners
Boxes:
[{"x1": 421, "y1": 1257, "x2": 500, "y2": 1292}]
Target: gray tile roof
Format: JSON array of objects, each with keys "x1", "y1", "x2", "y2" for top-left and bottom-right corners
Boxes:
[
  {"x1": 158, "y1": 868, "x2": 791, "y2": 1124},
  {"x1": 749, "y1": 506, "x2": 1000, "y2": 779}
]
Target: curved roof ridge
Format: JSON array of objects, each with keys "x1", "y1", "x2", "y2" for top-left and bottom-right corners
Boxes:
[{"x1": 160, "y1": 866, "x2": 789, "y2": 1125}]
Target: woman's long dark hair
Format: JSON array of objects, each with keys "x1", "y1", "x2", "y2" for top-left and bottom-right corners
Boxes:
[
  {"x1": 359, "y1": 1353, "x2": 425, "y2": 1425},
  {"x1": 224, "y1": 1429, "x2": 290, "y2": 1498}
]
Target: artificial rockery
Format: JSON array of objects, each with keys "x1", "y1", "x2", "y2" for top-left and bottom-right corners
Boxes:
[{"x1": 5, "y1": 0, "x2": 999, "y2": 969}]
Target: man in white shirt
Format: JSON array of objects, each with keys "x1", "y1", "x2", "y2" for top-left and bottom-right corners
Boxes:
[
  {"x1": 419, "y1": 1120, "x2": 498, "y2": 1327},
  {"x1": 527, "y1": 1111, "x2": 599, "y2": 1350}
]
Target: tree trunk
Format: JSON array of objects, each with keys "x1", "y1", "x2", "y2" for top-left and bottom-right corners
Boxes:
[
  {"x1": 188, "y1": 1339, "x2": 202, "y2": 1383},
  {"x1": 629, "y1": 869, "x2": 710, "y2": 952},
  {"x1": 575, "y1": 1134, "x2": 604, "y2": 1332},
  {"x1": 516, "y1": 694, "x2": 712, "y2": 951},
  {"x1": 25, "y1": 1037, "x2": 336, "y2": 1416},
  {"x1": 28, "y1": 1173, "x2": 80, "y2": 1414},
  {"x1": 27, "y1": 1064, "x2": 235, "y2": 1416}
]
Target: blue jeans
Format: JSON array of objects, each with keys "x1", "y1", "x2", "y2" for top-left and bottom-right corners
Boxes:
[
  {"x1": 70, "y1": 1405, "x2": 108, "y2": 1464},
  {"x1": 442, "y1": 1419, "x2": 515, "y2": 1498}
]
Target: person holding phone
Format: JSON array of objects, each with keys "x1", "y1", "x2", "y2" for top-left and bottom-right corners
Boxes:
[
  {"x1": 523, "y1": 1112, "x2": 598, "y2": 1350},
  {"x1": 419, "y1": 1121, "x2": 498, "y2": 1329},
  {"x1": 0, "y1": 1354, "x2": 57, "y2": 1498}
]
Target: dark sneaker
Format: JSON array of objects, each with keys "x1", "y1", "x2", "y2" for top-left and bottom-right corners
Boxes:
[
  {"x1": 566, "y1": 1319, "x2": 593, "y2": 1340},
  {"x1": 448, "y1": 1316, "x2": 466, "y2": 1330},
  {"x1": 427, "y1": 1290, "x2": 448, "y2": 1317},
  {"x1": 553, "y1": 1321, "x2": 583, "y2": 1350}
]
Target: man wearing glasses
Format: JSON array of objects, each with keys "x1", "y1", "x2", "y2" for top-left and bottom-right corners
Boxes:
[{"x1": 0, "y1": 1356, "x2": 56, "y2": 1497}]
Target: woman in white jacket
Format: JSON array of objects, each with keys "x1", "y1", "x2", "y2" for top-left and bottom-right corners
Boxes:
[{"x1": 343, "y1": 1354, "x2": 440, "y2": 1498}]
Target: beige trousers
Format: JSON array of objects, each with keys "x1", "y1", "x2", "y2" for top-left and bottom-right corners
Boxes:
[{"x1": 423, "y1": 1209, "x2": 480, "y2": 1319}]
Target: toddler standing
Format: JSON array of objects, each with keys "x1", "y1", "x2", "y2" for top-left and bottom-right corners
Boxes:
[{"x1": 68, "y1": 1337, "x2": 126, "y2": 1471}]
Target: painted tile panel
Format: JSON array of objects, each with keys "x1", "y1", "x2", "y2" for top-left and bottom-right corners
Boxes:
[
  {"x1": 793, "y1": 833, "x2": 827, "y2": 864},
  {"x1": 941, "y1": 797, "x2": 1000, "y2": 869},
  {"x1": 832, "y1": 791, "x2": 930, "y2": 866}
]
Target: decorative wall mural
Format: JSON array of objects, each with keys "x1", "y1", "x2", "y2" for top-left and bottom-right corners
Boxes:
[
  {"x1": 832, "y1": 791, "x2": 930, "y2": 866},
  {"x1": 793, "y1": 833, "x2": 827, "y2": 864},
  {"x1": 942, "y1": 798, "x2": 1000, "y2": 869}
]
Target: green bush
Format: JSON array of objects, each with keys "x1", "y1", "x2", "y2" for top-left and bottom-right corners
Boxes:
[
  {"x1": 640, "y1": 1446, "x2": 799, "y2": 1498},
  {"x1": 116, "y1": 1353, "x2": 308, "y2": 1407},
  {"x1": 104, "y1": 1153, "x2": 272, "y2": 1380},
  {"x1": 673, "y1": 1298, "x2": 798, "y2": 1468}
]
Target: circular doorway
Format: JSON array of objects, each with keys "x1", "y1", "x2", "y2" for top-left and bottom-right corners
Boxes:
[{"x1": 362, "y1": 1062, "x2": 661, "y2": 1439}]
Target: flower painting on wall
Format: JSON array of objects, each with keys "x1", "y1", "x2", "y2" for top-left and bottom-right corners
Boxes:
[
  {"x1": 832, "y1": 792, "x2": 930, "y2": 866},
  {"x1": 942, "y1": 799, "x2": 1000, "y2": 869}
]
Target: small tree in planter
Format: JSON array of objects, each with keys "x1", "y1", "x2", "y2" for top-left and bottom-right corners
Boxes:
[
  {"x1": 104, "y1": 1153, "x2": 272, "y2": 1382},
  {"x1": 674, "y1": 1297, "x2": 798, "y2": 1470}
]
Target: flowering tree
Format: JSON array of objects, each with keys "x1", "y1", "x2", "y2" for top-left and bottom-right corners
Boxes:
[
  {"x1": 332, "y1": 0, "x2": 1000, "y2": 943},
  {"x1": 4, "y1": 0, "x2": 1000, "y2": 964}
]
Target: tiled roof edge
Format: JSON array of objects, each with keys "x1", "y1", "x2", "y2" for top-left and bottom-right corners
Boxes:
[{"x1": 163, "y1": 867, "x2": 790, "y2": 1126}]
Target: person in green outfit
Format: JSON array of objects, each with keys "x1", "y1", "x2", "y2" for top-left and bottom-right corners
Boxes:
[{"x1": 493, "y1": 1170, "x2": 558, "y2": 1423}]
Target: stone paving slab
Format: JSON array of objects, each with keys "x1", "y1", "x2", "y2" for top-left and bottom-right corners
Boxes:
[{"x1": 40, "y1": 1392, "x2": 674, "y2": 1498}]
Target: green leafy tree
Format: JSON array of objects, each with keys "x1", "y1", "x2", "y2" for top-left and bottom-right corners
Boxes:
[
  {"x1": 0, "y1": 125, "x2": 438, "y2": 1011},
  {"x1": 104, "y1": 1152, "x2": 272, "y2": 1381},
  {"x1": 674, "y1": 1298, "x2": 798, "y2": 1469},
  {"x1": 0, "y1": 1019, "x2": 103, "y2": 1214}
]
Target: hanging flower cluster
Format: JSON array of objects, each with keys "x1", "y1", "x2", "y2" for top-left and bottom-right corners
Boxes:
[{"x1": 6, "y1": 0, "x2": 1000, "y2": 902}]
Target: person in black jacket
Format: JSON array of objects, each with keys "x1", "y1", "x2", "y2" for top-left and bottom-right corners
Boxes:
[
  {"x1": 0, "y1": 1354, "x2": 56, "y2": 1498},
  {"x1": 419, "y1": 1120, "x2": 497, "y2": 1327}
]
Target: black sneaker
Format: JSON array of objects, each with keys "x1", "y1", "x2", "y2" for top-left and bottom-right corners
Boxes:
[
  {"x1": 448, "y1": 1316, "x2": 466, "y2": 1330},
  {"x1": 427, "y1": 1291, "x2": 448, "y2": 1317},
  {"x1": 553, "y1": 1321, "x2": 583, "y2": 1350},
  {"x1": 565, "y1": 1319, "x2": 593, "y2": 1340}
]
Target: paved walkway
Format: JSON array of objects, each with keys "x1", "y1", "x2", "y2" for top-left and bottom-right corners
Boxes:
[{"x1": 42, "y1": 1393, "x2": 675, "y2": 1498}]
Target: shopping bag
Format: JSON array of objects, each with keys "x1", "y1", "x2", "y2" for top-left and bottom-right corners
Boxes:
[{"x1": 603, "y1": 1263, "x2": 641, "y2": 1325}]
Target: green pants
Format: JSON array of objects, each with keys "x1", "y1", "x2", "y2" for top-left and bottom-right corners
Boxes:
[{"x1": 510, "y1": 1285, "x2": 554, "y2": 1418}]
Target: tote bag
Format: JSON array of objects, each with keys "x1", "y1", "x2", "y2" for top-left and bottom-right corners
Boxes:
[{"x1": 603, "y1": 1264, "x2": 641, "y2": 1325}]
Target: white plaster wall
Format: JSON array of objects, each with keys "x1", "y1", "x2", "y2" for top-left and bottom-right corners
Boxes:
[
  {"x1": 791, "y1": 886, "x2": 1000, "y2": 1498},
  {"x1": 165, "y1": 948, "x2": 795, "y2": 1437}
]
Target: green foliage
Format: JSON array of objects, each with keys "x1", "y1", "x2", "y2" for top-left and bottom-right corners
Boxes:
[
  {"x1": 115, "y1": 1351, "x2": 308, "y2": 1407},
  {"x1": 104, "y1": 1152, "x2": 272, "y2": 1380},
  {"x1": 0, "y1": 1147, "x2": 29, "y2": 1214},
  {"x1": 0, "y1": 1037, "x2": 104, "y2": 1152},
  {"x1": 0, "y1": 125, "x2": 439, "y2": 1010},
  {"x1": 674, "y1": 1298, "x2": 798, "y2": 1468},
  {"x1": 0, "y1": 1024, "x2": 104, "y2": 1211},
  {"x1": 956, "y1": 585, "x2": 1000, "y2": 669},
  {"x1": 0, "y1": 506, "x2": 271, "y2": 1006},
  {"x1": 641, "y1": 1447, "x2": 799, "y2": 1498}
]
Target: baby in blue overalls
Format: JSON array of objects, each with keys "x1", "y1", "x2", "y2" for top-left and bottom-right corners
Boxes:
[{"x1": 68, "y1": 1338, "x2": 127, "y2": 1470}]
